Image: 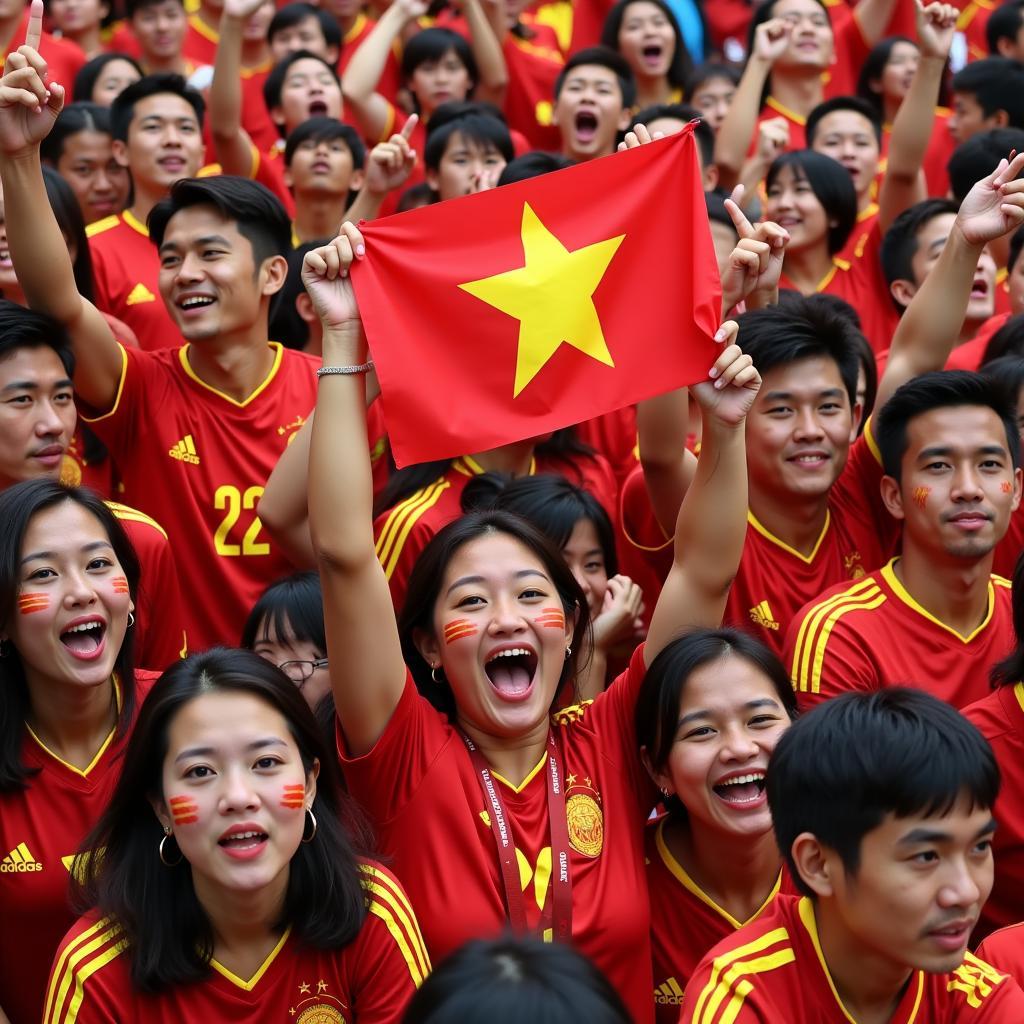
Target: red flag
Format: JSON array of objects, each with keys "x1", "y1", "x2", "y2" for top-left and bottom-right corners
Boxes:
[{"x1": 351, "y1": 127, "x2": 722, "y2": 467}]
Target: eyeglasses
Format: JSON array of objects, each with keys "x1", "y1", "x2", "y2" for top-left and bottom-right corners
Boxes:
[{"x1": 278, "y1": 658, "x2": 329, "y2": 683}]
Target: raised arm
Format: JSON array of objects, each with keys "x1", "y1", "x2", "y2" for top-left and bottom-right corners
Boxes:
[
  {"x1": 878, "y1": 1, "x2": 957, "y2": 233},
  {"x1": 257, "y1": 415, "x2": 317, "y2": 568},
  {"x1": 460, "y1": 0, "x2": 508, "y2": 104},
  {"x1": 878, "y1": 152, "x2": 1024, "y2": 410},
  {"x1": 0, "y1": 3, "x2": 120, "y2": 411},
  {"x1": 342, "y1": 0, "x2": 426, "y2": 143},
  {"x1": 342, "y1": 118, "x2": 417, "y2": 223},
  {"x1": 304, "y1": 225, "x2": 407, "y2": 757},
  {"x1": 644, "y1": 324, "x2": 760, "y2": 665},
  {"x1": 852, "y1": 0, "x2": 902, "y2": 47},
  {"x1": 713, "y1": 19, "x2": 790, "y2": 190},
  {"x1": 208, "y1": 0, "x2": 266, "y2": 177}
]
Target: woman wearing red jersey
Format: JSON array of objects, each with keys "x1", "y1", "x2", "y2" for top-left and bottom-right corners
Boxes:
[
  {"x1": 0, "y1": 479, "x2": 143, "y2": 1024},
  {"x1": 45, "y1": 648, "x2": 427, "y2": 1023},
  {"x1": 304, "y1": 222, "x2": 759, "y2": 1022},
  {"x1": 634, "y1": 628, "x2": 797, "y2": 1021}
]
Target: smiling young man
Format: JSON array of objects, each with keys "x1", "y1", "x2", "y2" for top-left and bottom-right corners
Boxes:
[
  {"x1": 86, "y1": 74, "x2": 206, "y2": 351},
  {"x1": 681, "y1": 688, "x2": 1024, "y2": 1023},
  {"x1": 552, "y1": 47, "x2": 634, "y2": 164}
]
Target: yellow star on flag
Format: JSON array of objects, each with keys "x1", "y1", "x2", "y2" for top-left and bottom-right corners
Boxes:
[{"x1": 459, "y1": 203, "x2": 625, "y2": 397}]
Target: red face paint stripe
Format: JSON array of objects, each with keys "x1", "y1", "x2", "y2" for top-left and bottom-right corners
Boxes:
[
  {"x1": 172, "y1": 814, "x2": 198, "y2": 824},
  {"x1": 111, "y1": 577, "x2": 130, "y2": 593},
  {"x1": 1002, "y1": 481, "x2": 1013, "y2": 493},
  {"x1": 169, "y1": 796, "x2": 195, "y2": 804},
  {"x1": 17, "y1": 593, "x2": 49, "y2": 613}
]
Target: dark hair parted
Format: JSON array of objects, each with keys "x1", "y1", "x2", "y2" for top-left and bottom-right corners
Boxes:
[
  {"x1": 397, "y1": 511, "x2": 589, "y2": 719},
  {"x1": 635, "y1": 629, "x2": 796, "y2": 819},
  {"x1": 424, "y1": 102, "x2": 514, "y2": 172},
  {"x1": 263, "y1": 50, "x2": 341, "y2": 119},
  {"x1": 269, "y1": 2, "x2": 342, "y2": 50},
  {"x1": 948, "y1": 128, "x2": 1024, "y2": 202},
  {"x1": 0, "y1": 481, "x2": 139, "y2": 791},
  {"x1": 73, "y1": 648, "x2": 369, "y2": 991},
  {"x1": 766, "y1": 150, "x2": 857, "y2": 255},
  {"x1": 72, "y1": 53, "x2": 144, "y2": 104},
  {"x1": 401, "y1": 28, "x2": 477, "y2": 94},
  {"x1": 284, "y1": 116, "x2": 366, "y2": 169},
  {"x1": 874, "y1": 370, "x2": 1021, "y2": 481},
  {"x1": 952, "y1": 58, "x2": 1024, "y2": 128},
  {"x1": 734, "y1": 298, "x2": 861, "y2": 409},
  {"x1": 402, "y1": 937, "x2": 631, "y2": 1024},
  {"x1": 991, "y1": 545, "x2": 1024, "y2": 688},
  {"x1": 633, "y1": 102, "x2": 713, "y2": 166},
  {"x1": 805, "y1": 95, "x2": 883, "y2": 147},
  {"x1": 600, "y1": 0, "x2": 692, "y2": 92},
  {"x1": 110, "y1": 73, "x2": 205, "y2": 142},
  {"x1": 242, "y1": 571, "x2": 326, "y2": 652},
  {"x1": 41, "y1": 101, "x2": 113, "y2": 164},
  {"x1": 148, "y1": 176, "x2": 292, "y2": 265},
  {"x1": 497, "y1": 151, "x2": 573, "y2": 185},
  {"x1": 554, "y1": 46, "x2": 637, "y2": 108},
  {"x1": 880, "y1": 197, "x2": 958, "y2": 309},
  {"x1": 461, "y1": 473, "x2": 619, "y2": 578},
  {"x1": 768, "y1": 688, "x2": 1000, "y2": 897}
]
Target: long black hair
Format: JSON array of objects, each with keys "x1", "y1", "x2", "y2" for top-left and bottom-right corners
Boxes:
[
  {"x1": 600, "y1": 0, "x2": 693, "y2": 93},
  {"x1": 73, "y1": 648, "x2": 371, "y2": 991},
  {"x1": 0, "y1": 480, "x2": 139, "y2": 791}
]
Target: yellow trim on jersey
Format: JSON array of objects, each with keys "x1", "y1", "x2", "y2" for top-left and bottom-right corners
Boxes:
[
  {"x1": 798, "y1": 897, "x2": 923, "y2": 1023},
  {"x1": 80, "y1": 344, "x2": 129, "y2": 425},
  {"x1": 187, "y1": 11, "x2": 219, "y2": 43},
  {"x1": 862, "y1": 416, "x2": 882, "y2": 466},
  {"x1": 85, "y1": 214, "x2": 120, "y2": 239},
  {"x1": 177, "y1": 341, "x2": 284, "y2": 408},
  {"x1": 44, "y1": 916, "x2": 127, "y2": 1024},
  {"x1": 881, "y1": 559, "x2": 996, "y2": 644},
  {"x1": 691, "y1": 926, "x2": 795, "y2": 1024},
  {"x1": 344, "y1": 11, "x2": 367, "y2": 42},
  {"x1": 1014, "y1": 681, "x2": 1024, "y2": 717},
  {"x1": 209, "y1": 926, "x2": 291, "y2": 990},
  {"x1": 654, "y1": 818, "x2": 782, "y2": 930},
  {"x1": 359, "y1": 865, "x2": 432, "y2": 985},
  {"x1": 790, "y1": 577, "x2": 886, "y2": 694},
  {"x1": 747, "y1": 508, "x2": 830, "y2": 564},
  {"x1": 26, "y1": 676, "x2": 122, "y2": 777},
  {"x1": 764, "y1": 95, "x2": 806, "y2": 126},
  {"x1": 106, "y1": 500, "x2": 169, "y2": 540},
  {"x1": 121, "y1": 209, "x2": 149, "y2": 238},
  {"x1": 374, "y1": 480, "x2": 451, "y2": 578},
  {"x1": 491, "y1": 753, "x2": 547, "y2": 795}
]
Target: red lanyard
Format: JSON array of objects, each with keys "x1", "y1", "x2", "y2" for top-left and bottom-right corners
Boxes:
[{"x1": 460, "y1": 729, "x2": 573, "y2": 942}]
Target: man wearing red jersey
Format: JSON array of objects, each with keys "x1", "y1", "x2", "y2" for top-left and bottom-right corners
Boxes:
[
  {"x1": 87, "y1": 74, "x2": 205, "y2": 351},
  {"x1": 552, "y1": 47, "x2": 633, "y2": 164},
  {"x1": 681, "y1": 689, "x2": 1024, "y2": 1022},
  {"x1": 0, "y1": 28, "x2": 327, "y2": 651}
]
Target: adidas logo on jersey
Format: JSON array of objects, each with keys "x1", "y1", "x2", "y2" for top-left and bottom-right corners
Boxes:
[
  {"x1": 749, "y1": 600, "x2": 780, "y2": 631},
  {"x1": 126, "y1": 283, "x2": 156, "y2": 305},
  {"x1": 654, "y1": 977, "x2": 685, "y2": 1006},
  {"x1": 168, "y1": 435, "x2": 200, "y2": 465},
  {"x1": 1, "y1": 842, "x2": 42, "y2": 872}
]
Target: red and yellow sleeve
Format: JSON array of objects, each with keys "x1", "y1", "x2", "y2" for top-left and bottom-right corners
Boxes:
[{"x1": 44, "y1": 917, "x2": 129, "y2": 1024}]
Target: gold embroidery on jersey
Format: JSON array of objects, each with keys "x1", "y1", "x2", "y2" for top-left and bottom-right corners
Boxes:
[
  {"x1": 844, "y1": 551, "x2": 865, "y2": 579},
  {"x1": 59, "y1": 454, "x2": 82, "y2": 486},
  {"x1": 749, "y1": 600, "x2": 779, "y2": 631},
  {"x1": 125, "y1": 283, "x2": 156, "y2": 305},
  {"x1": 565, "y1": 777, "x2": 603, "y2": 858},
  {"x1": 291, "y1": 976, "x2": 348, "y2": 1023},
  {"x1": 947, "y1": 953, "x2": 1008, "y2": 1008},
  {"x1": 1, "y1": 841, "x2": 42, "y2": 872}
]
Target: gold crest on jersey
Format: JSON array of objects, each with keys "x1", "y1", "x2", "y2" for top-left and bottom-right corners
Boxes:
[
  {"x1": 565, "y1": 777, "x2": 603, "y2": 858},
  {"x1": 292, "y1": 980, "x2": 347, "y2": 1022}
]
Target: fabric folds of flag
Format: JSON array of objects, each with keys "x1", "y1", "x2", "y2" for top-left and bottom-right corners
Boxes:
[{"x1": 351, "y1": 127, "x2": 722, "y2": 467}]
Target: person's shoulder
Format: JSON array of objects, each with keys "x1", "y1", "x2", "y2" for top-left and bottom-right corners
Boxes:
[
  {"x1": 46, "y1": 913, "x2": 131, "y2": 1023},
  {"x1": 356, "y1": 860, "x2": 432, "y2": 981},
  {"x1": 940, "y1": 949, "x2": 1024, "y2": 1017},
  {"x1": 105, "y1": 501, "x2": 170, "y2": 542},
  {"x1": 277, "y1": 345, "x2": 320, "y2": 370},
  {"x1": 963, "y1": 682, "x2": 1022, "y2": 742},
  {"x1": 86, "y1": 215, "x2": 124, "y2": 240},
  {"x1": 790, "y1": 567, "x2": 887, "y2": 631}
]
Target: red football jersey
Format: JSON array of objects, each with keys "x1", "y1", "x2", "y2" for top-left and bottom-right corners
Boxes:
[
  {"x1": 680, "y1": 894, "x2": 1024, "y2": 1022},
  {"x1": 181, "y1": 13, "x2": 219, "y2": 66},
  {"x1": 963, "y1": 684, "x2": 1024, "y2": 940},
  {"x1": 81, "y1": 342, "x2": 318, "y2": 651},
  {"x1": 645, "y1": 817, "x2": 791, "y2": 1023},
  {"x1": 338, "y1": 14, "x2": 401, "y2": 104},
  {"x1": 247, "y1": 144, "x2": 298, "y2": 218},
  {"x1": 0, "y1": 671, "x2": 156, "y2": 1024},
  {"x1": 946, "y1": 314, "x2": 1007, "y2": 372},
  {"x1": 86, "y1": 212, "x2": 184, "y2": 352},
  {"x1": 502, "y1": 32, "x2": 564, "y2": 151},
  {"x1": 575, "y1": 405, "x2": 637, "y2": 487},
  {"x1": 880, "y1": 109, "x2": 957, "y2": 199},
  {"x1": 788, "y1": 560, "x2": 1014, "y2": 711},
  {"x1": 5, "y1": 9, "x2": 85, "y2": 92},
  {"x1": 976, "y1": 922, "x2": 1024, "y2": 987},
  {"x1": 993, "y1": 504, "x2": 1023, "y2": 579},
  {"x1": 44, "y1": 862, "x2": 428, "y2": 1024},
  {"x1": 338, "y1": 645, "x2": 659, "y2": 1022}
]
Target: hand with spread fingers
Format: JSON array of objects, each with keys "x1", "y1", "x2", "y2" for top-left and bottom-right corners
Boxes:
[
  {"x1": 691, "y1": 320, "x2": 760, "y2": 428},
  {"x1": 956, "y1": 151, "x2": 1024, "y2": 247}
]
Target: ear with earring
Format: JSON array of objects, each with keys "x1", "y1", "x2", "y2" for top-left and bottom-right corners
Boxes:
[
  {"x1": 158, "y1": 824, "x2": 182, "y2": 867},
  {"x1": 430, "y1": 662, "x2": 444, "y2": 684}
]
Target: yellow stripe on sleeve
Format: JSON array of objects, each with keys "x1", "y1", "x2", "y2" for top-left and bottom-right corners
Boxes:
[
  {"x1": 800, "y1": 591, "x2": 887, "y2": 695},
  {"x1": 691, "y1": 927, "x2": 790, "y2": 1024},
  {"x1": 697, "y1": 949, "x2": 796, "y2": 1024},
  {"x1": 360, "y1": 865, "x2": 431, "y2": 985},
  {"x1": 44, "y1": 918, "x2": 125, "y2": 1024},
  {"x1": 375, "y1": 481, "x2": 450, "y2": 579}
]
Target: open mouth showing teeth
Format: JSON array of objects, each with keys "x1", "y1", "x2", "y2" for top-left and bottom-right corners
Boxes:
[
  {"x1": 484, "y1": 648, "x2": 538, "y2": 698},
  {"x1": 219, "y1": 830, "x2": 268, "y2": 848},
  {"x1": 713, "y1": 772, "x2": 766, "y2": 804},
  {"x1": 575, "y1": 110, "x2": 598, "y2": 140},
  {"x1": 60, "y1": 621, "x2": 105, "y2": 654},
  {"x1": 178, "y1": 296, "x2": 215, "y2": 310}
]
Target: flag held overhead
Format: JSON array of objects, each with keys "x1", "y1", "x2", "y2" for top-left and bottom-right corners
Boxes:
[{"x1": 351, "y1": 126, "x2": 722, "y2": 467}]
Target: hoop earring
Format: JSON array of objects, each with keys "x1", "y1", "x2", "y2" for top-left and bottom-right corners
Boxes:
[
  {"x1": 431, "y1": 665, "x2": 444, "y2": 684},
  {"x1": 302, "y1": 807, "x2": 318, "y2": 844},
  {"x1": 127, "y1": 612, "x2": 135, "y2": 628},
  {"x1": 565, "y1": 645, "x2": 572, "y2": 659},
  {"x1": 159, "y1": 829, "x2": 183, "y2": 867}
]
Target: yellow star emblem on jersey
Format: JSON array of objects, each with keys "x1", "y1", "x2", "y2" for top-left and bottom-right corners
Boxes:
[{"x1": 459, "y1": 203, "x2": 625, "y2": 398}]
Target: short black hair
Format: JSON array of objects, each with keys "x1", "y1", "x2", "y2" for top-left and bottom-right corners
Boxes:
[
  {"x1": 805, "y1": 95, "x2": 883, "y2": 147},
  {"x1": 880, "y1": 197, "x2": 959, "y2": 309},
  {"x1": 403, "y1": 937, "x2": 631, "y2": 1023},
  {"x1": 40, "y1": 101, "x2": 112, "y2": 164},
  {"x1": 979, "y1": 353, "x2": 1024, "y2": 407},
  {"x1": 148, "y1": 176, "x2": 292, "y2": 265},
  {"x1": 125, "y1": 0, "x2": 184, "y2": 18},
  {"x1": 685, "y1": 61, "x2": 739, "y2": 99},
  {"x1": 633, "y1": 102, "x2": 713, "y2": 165},
  {"x1": 72, "y1": 52, "x2": 143, "y2": 104},
  {"x1": 948, "y1": 128, "x2": 1024, "y2": 202},
  {"x1": 497, "y1": 151, "x2": 573, "y2": 185},
  {"x1": 242, "y1": 571, "x2": 325, "y2": 650},
  {"x1": 982, "y1": 312, "x2": 1024, "y2": 365},
  {"x1": 987, "y1": 0, "x2": 1024, "y2": 55},
  {"x1": 283, "y1": 116, "x2": 365, "y2": 168},
  {"x1": 268, "y1": 2, "x2": 341, "y2": 50},
  {"x1": 736, "y1": 298, "x2": 861, "y2": 408},
  {"x1": 766, "y1": 150, "x2": 858, "y2": 255},
  {"x1": 952, "y1": 57, "x2": 1024, "y2": 129},
  {"x1": 600, "y1": 0, "x2": 692, "y2": 91},
  {"x1": 770, "y1": 689, "x2": 1000, "y2": 897},
  {"x1": 401, "y1": 28, "x2": 477, "y2": 92},
  {"x1": 110, "y1": 73, "x2": 204, "y2": 141},
  {"x1": 424, "y1": 103, "x2": 514, "y2": 172},
  {"x1": 263, "y1": 50, "x2": 340, "y2": 117},
  {"x1": 875, "y1": 370, "x2": 1021, "y2": 480},
  {"x1": 0, "y1": 299, "x2": 74, "y2": 376},
  {"x1": 554, "y1": 46, "x2": 636, "y2": 108}
]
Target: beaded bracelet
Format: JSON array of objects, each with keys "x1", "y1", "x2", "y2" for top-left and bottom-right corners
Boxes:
[{"x1": 316, "y1": 361, "x2": 374, "y2": 377}]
